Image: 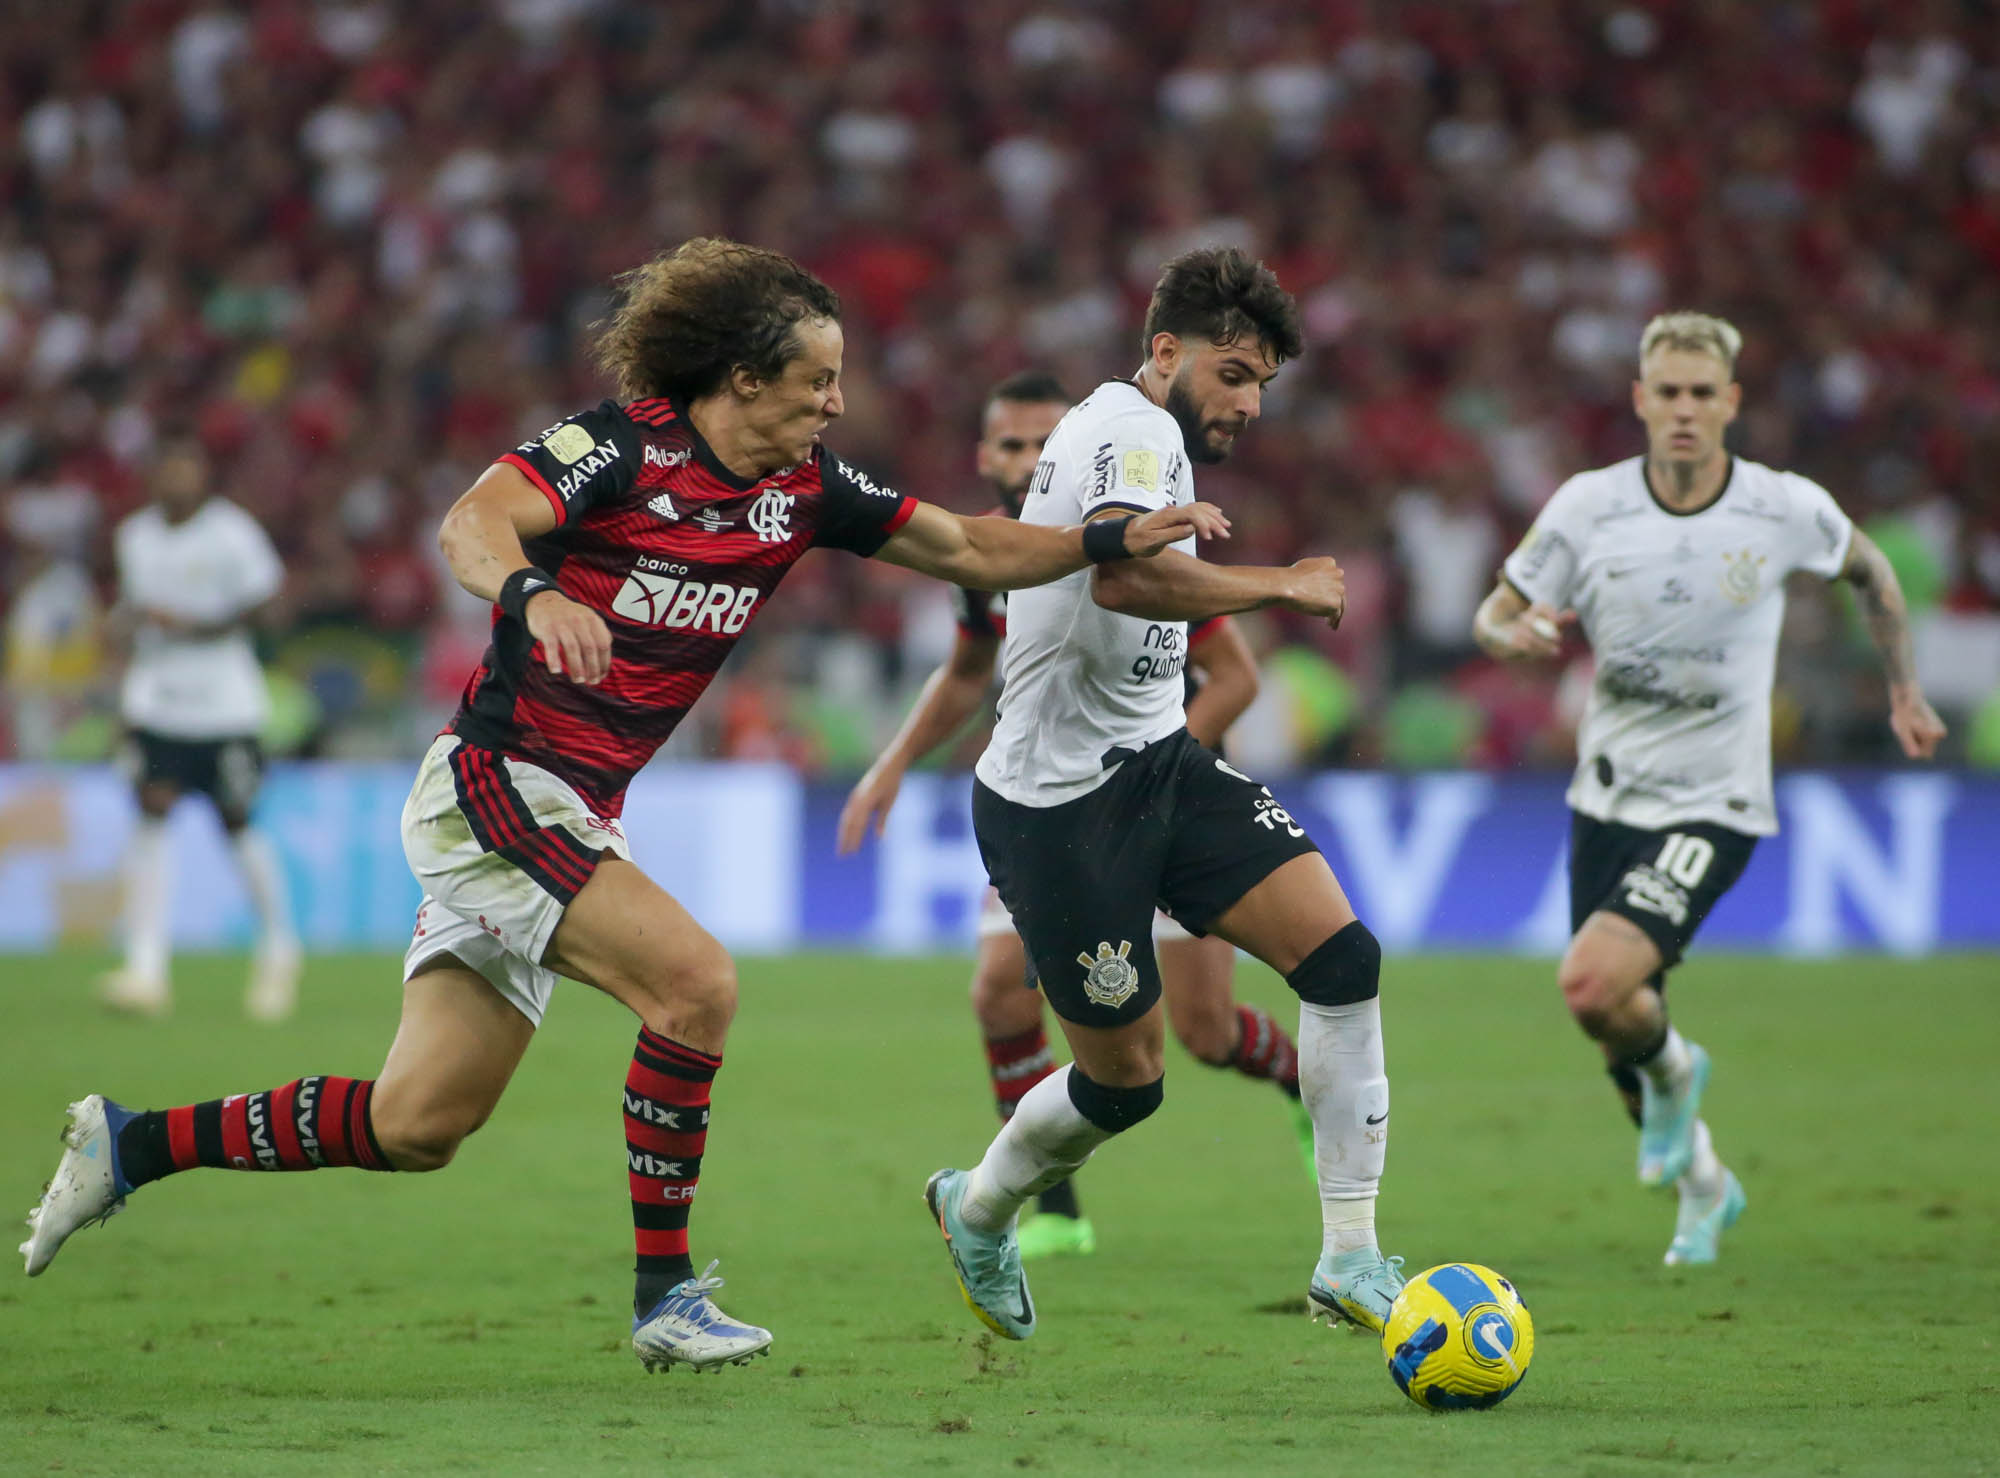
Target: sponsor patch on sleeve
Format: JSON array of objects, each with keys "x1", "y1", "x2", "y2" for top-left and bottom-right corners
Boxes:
[
  {"x1": 1121, "y1": 449, "x2": 1161, "y2": 492},
  {"x1": 544, "y1": 424, "x2": 596, "y2": 465}
]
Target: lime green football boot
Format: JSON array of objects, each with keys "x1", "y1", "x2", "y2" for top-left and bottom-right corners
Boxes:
[{"x1": 1016, "y1": 1211, "x2": 1097, "y2": 1261}]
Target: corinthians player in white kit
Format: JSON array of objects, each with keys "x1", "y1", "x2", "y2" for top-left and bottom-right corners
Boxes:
[
  {"x1": 104, "y1": 437, "x2": 301, "y2": 1021},
  {"x1": 924, "y1": 247, "x2": 1407, "y2": 1341},
  {"x1": 1474, "y1": 312, "x2": 1945, "y2": 1265}
]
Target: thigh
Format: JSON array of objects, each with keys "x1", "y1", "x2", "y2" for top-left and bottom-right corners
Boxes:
[
  {"x1": 1572, "y1": 814, "x2": 1758, "y2": 969},
  {"x1": 1156, "y1": 745, "x2": 1322, "y2": 940},
  {"x1": 402, "y1": 736, "x2": 627, "y2": 972},
  {"x1": 1206, "y1": 851, "x2": 1358, "y2": 976},
  {"x1": 1563, "y1": 908, "x2": 1665, "y2": 995},
  {"x1": 972, "y1": 779, "x2": 1162, "y2": 1030},
  {"x1": 374, "y1": 955, "x2": 537, "y2": 1138},
  {"x1": 545, "y1": 856, "x2": 734, "y2": 1048}
]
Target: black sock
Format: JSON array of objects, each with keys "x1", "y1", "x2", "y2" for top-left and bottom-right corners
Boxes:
[
  {"x1": 634, "y1": 1261, "x2": 696, "y2": 1319},
  {"x1": 1606, "y1": 1063, "x2": 1643, "y2": 1128},
  {"x1": 1035, "y1": 1178, "x2": 1081, "y2": 1219}
]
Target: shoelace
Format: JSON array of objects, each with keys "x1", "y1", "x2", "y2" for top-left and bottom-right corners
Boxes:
[{"x1": 671, "y1": 1259, "x2": 727, "y2": 1300}]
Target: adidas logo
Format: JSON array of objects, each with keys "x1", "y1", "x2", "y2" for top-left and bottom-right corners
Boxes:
[{"x1": 647, "y1": 492, "x2": 680, "y2": 521}]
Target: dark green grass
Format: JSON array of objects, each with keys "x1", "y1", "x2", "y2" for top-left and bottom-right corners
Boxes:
[{"x1": 1, "y1": 949, "x2": 1995, "y2": 1476}]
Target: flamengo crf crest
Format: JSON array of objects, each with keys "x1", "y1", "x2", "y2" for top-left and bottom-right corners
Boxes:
[
  {"x1": 748, "y1": 487, "x2": 795, "y2": 543},
  {"x1": 1077, "y1": 940, "x2": 1139, "y2": 1008}
]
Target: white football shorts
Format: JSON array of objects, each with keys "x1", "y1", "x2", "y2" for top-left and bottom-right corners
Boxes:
[{"x1": 400, "y1": 734, "x2": 630, "y2": 1027}]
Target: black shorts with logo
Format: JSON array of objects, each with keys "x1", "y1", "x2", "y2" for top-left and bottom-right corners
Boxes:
[
  {"x1": 124, "y1": 729, "x2": 266, "y2": 819},
  {"x1": 1568, "y1": 811, "x2": 1757, "y2": 971},
  {"x1": 972, "y1": 729, "x2": 1321, "y2": 1028}
]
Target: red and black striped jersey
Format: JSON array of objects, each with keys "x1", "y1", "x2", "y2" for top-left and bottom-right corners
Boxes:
[{"x1": 448, "y1": 396, "x2": 916, "y2": 815}]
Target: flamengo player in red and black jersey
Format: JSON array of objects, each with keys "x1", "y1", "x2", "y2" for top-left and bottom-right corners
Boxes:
[
  {"x1": 22, "y1": 239, "x2": 1227, "y2": 1373},
  {"x1": 837, "y1": 372, "x2": 1312, "y2": 1265}
]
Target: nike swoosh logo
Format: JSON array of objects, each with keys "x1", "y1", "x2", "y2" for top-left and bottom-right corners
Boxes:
[{"x1": 1365, "y1": 1112, "x2": 1387, "y2": 1125}]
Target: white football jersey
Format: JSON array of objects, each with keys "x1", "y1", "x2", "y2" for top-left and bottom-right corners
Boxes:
[
  {"x1": 116, "y1": 498, "x2": 283, "y2": 738},
  {"x1": 977, "y1": 380, "x2": 1197, "y2": 806},
  {"x1": 1504, "y1": 456, "x2": 1853, "y2": 836}
]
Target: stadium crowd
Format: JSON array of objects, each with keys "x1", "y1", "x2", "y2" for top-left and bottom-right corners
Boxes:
[{"x1": 4, "y1": 0, "x2": 1998, "y2": 771}]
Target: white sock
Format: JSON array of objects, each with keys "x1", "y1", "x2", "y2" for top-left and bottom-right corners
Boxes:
[
  {"x1": 230, "y1": 827, "x2": 299, "y2": 955},
  {"x1": 1299, "y1": 998, "x2": 1387, "y2": 1257},
  {"x1": 1678, "y1": 1119, "x2": 1726, "y2": 1202},
  {"x1": 1638, "y1": 1025, "x2": 1693, "y2": 1093},
  {"x1": 963, "y1": 1068, "x2": 1114, "y2": 1233},
  {"x1": 124, "y1": 817, "x2": 172, "y2": 984}
]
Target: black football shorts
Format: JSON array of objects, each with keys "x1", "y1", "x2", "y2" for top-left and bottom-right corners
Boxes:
[{"x1": 972, "y1": 729, "x2": 1320, "y2": 1028}]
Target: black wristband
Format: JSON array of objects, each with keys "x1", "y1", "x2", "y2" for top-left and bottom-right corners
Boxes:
[
  {"x1": 498, "y1": 566, "x2": 559, "y2": 624},
  {"x1": 1083, "y1": 516, "x2": 1135, "y2": 563}
]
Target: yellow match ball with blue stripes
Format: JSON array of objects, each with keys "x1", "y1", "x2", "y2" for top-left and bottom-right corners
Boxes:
[{"x1": 1381, "y1": 1263, "x2": 1535, "y2": 1410}]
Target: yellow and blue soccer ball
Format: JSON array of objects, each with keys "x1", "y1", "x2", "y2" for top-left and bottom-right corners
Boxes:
[{"x1": 1381, "y1": 1263, "x2": 1534, "y2": 1411}]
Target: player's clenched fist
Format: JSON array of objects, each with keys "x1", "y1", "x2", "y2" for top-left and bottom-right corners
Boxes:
[
  {"x1": 525, "y1": 589, "x2": 613, "y2": 685},
  {"x1": 1122, "y1": 500, "x2": 1231, "y2": 556},
  {"x1": 1281, "y1": 555, "x2": 1347, "y2": 628}
]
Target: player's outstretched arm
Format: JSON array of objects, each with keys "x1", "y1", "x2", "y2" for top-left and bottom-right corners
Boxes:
[
  {"x1": 439, "y1": 463, "x2": 612, "y2": 685},
  {"x1": 837, "y1": 630, "x2": 999, "y2": 854},
  {"x1": 1840, "y1": 528, "x2": 1946, "y2": 759},
  {"x1": 1091, "y1": 546, "x2": 1347, "y2": 627},
  {"x1": 873, "y1": 500, "x2": 1229, "y2": 590},
  {"x1": 1472, "y1": 579, "x2": 1573, "y2": 661},
  {"x1": 1184, "y1": 618, "x2": 1259, "y2": 748}
]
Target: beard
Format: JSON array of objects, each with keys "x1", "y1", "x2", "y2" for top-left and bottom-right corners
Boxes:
[{"x1": 1164, "y1": 373, "x2": 1231, "y2": 464}]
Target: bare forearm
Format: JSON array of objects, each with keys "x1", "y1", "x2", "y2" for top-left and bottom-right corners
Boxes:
[
  {"x1": 1185, "y1": 666, "x2": 1254, "y2": 747},
  {"x1": 1094, "y1": 549, "x2": 1295, "y2": 621},
  {"x1": 1472, "y1": 587, "x2": 1519, "y2": 658},
  {"x1": 949, "y1": 519, "x2": 1090, "y2": 591},
  {"x1": 878, "y1": 665, "x2": 993, "y2": 772},
  {"x1": 1850, "y1": 548, "x2": 1918, "y2": 692}
]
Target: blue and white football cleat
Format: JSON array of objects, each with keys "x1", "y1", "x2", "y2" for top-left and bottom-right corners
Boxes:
[
  {"x1": 1638, "y1": 1040, "x2": 1710, "y2": 1188},
  {"x1": 1664, "y1": 1170, "x2": 1746, "y2": 1267},
  {"x1": 924, "y1": 1168, "x2": 1034, "y2": 1340},
  {"x1": 1308, "y1": 1247, "x2": 1407, "y2": 1334},
  {"x1": 22, "y1": 1095, "x2": 137, "y2": 1277},
  {"x1": 631, "y1": 1260, "x2": 772, "y2": 1372}
]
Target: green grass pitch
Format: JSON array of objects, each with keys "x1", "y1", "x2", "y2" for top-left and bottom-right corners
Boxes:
[{"x1": 2, "y1": 949, "x2": 1995, "y2": 1476}]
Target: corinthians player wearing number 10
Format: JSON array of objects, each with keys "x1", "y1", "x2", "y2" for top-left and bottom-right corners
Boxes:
[
  {"x1": 925, "y1": 247, "x2": 1408, "y2": 1343},
  {"x1": 20, "y1": 239, "x2": 1227, "y2": 1373},
  {"x1": 1474, "y1": 312, "x2": 1946, "y2": 1266}
]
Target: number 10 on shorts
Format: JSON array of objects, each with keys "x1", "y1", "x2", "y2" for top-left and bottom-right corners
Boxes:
[{"x1": 1654, "y1": 832, "x2": 1715, "y2": 887}]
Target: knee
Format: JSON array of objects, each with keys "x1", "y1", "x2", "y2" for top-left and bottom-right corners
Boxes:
[
  {"x1": 1556, "y1": 954, "x2": 1626, "y2": 1036},
  {"x1": 1287, "y1": 920, "x2": 1380, "y2": 1007},
  {"x1": 374, "y1": 1101, "x2": 488, "y2": 1173},
  {"x1": 1168, "y1": 997, "x2": 1237, "y2": 1066},
  {"x1": 1067, "y1": 1067, "x2": 1165, "y2": 1135},
  {"x1": 627, "y1": 940, "x2": 736, "y2": 1036}
]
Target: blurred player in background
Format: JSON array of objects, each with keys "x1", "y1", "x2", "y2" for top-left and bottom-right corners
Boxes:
[
  {"x1": 922, "y1": 248, "x2": 1407, "y2": 1345},
  {"x1": 102, "y1": 437, "x2": 299, "y2": 1022},
  {"x1": 22, "y1": 239, "x2": 1226, "y2": 1375},
  {"x1": 840, "y1": 371, "x2": 1309, "y2": 1263},
  {"x1": 1473, "y1": 311, "x2": 1946, "y2": 1265}
]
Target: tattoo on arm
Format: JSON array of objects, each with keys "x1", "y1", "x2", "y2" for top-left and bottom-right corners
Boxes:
[{"x1": 1846, "y1": 534, "x2": 1916, "y2": 690}]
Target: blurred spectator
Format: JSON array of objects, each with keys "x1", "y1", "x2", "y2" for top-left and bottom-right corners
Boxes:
[{"x1": 1, "y1": 0, "x2": 1995, "y2": 770}]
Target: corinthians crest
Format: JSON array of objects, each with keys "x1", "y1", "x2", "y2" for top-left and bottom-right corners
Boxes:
[
  {"x1": 1077, "y1": 940, "x2": 1139, "y2": 1008},
  {"x1": 1719, "y1": 548, "x2": 1765, "y2": 605}
]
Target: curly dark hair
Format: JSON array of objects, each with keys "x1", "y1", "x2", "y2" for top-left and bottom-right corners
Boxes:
[
  {"x1": 592, "y1": 238, "x2": 841, "y2": 402},
  {"x1": 1141, "y1": 246, "x2": 1303, "y2": 364}
]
